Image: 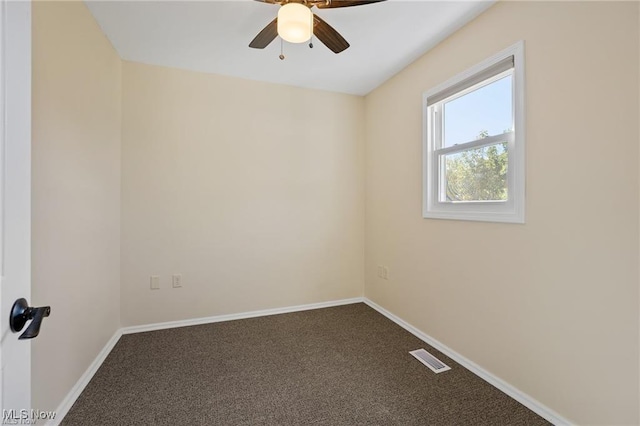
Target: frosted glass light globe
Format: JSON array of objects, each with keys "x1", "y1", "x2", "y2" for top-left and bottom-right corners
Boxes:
[{"x1": 277, "y1": 3, "x2": 312, "y2": 43}]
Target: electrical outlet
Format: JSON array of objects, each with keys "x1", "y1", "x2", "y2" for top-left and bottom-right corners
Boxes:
[
  {"x1": 150, "y1": 275, "x2": 160, "y2": 290},
  {"x1": 172, "y1": 274, "x2": 182, "y2": 288},
  {"x1": 377, "y1": 265, "x2": 389, "y2": 280}
]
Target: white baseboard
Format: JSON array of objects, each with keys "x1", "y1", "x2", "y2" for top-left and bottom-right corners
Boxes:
[
  {"x1": 121, "y1": 297, "x2": 364, "y2": 335},
  {"x1": 363, "y1": 298, "x2": 572, "y2": 426},
  {"x1": 48, "y1": 329, "x2": 123, "y2": 426}
]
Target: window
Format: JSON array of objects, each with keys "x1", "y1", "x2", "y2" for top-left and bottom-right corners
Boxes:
[{"x1": 423, "y1": 42, "x2": 525, "y2": 223}]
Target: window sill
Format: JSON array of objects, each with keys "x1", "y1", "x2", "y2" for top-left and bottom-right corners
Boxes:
[{"x1": 423, "y1": 208, "x2": 525, "y2": 224}]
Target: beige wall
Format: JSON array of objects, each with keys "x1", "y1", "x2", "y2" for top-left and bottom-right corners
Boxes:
[
  {"x1": 31, "y1": 1, "x2": 121, "y2": 412},
  {"x1": 364, "y1": 1, "x2": 639, "y2": 424},
  {"x1": 120, "y1": 62, "x2": 365, "y2": 326}
]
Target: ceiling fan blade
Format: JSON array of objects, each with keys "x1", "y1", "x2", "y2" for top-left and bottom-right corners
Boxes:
[
  {"x1": 316, "y1": 0, "x2": 386, "y2": 9},
  {"x1": 313, "y1": 14, "x2": 349, "y2": 54},
  {"x1": 249, "y1": 18, "x2": 278, "y2": 49}
]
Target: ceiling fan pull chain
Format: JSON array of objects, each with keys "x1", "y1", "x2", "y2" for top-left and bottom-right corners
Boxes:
[
  {"x1": 309, "y1": 13, "x2": 314, "y2": 48},
  {"x1": 279, "y1": 38, "x2": 285, "y2": 60}
]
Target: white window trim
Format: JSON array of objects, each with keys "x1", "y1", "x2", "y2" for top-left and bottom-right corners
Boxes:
[{"x1": 422, "y1": 41, "x2": 525, "y2": 224}]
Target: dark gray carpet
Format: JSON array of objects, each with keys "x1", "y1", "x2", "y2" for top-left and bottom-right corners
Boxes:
[{"x1": 62, "y1": 303, "x2": 549, "y2": 425}]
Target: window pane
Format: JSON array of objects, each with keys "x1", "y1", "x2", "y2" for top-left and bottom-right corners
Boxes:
[
  {"x1": 443, "y1": 75, "x2": 512, "y2": 148},
  {"x1": 443, "y1": 142, "x2": 508, "y2": 202}
]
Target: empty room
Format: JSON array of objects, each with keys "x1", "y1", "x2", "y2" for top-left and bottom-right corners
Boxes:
[{"x1": 1, "y1": 0, "x2": 639, "y2": 425}]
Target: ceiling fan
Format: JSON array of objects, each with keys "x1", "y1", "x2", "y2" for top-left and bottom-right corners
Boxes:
[{"x1": 249, "y1": 0, "x2": 386, "y2": 55}]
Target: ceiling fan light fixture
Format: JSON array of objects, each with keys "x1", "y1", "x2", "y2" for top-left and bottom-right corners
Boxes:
[{"x1": 277, "y1": 3, "x2": 312, "y2": 43}]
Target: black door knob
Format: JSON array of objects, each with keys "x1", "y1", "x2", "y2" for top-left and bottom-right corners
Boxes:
[{"x1": 9, "y1": 298, "x2": 51, "y2": 340}]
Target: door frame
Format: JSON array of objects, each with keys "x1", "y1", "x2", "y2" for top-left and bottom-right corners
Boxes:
[{"x1": 1, "y1": 0, "x2": 32, "y2": 413}]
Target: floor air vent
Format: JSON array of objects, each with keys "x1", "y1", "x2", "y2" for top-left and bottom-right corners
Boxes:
[{"x1": 409, "y1": 348, "x2": 451, "y2": 373}]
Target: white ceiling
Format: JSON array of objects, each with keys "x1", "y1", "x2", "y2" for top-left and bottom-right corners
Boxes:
[{"x1": 86, "y1": 0, "x2": 494, "y2": 96}]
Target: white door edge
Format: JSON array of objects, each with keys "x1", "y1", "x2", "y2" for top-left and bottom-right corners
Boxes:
[
  {"x1": 0, "y1": 0, "x2": 5, "y2": 412},
  {"x1": 1, "y1": 0, "x2": 32, "y2": 415}
]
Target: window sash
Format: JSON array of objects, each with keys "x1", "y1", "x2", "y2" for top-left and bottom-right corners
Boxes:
[
  {"x1": 431, "y1": 68, "x2": 514, "y2": 152},
  {"x1": 435, "y1": 134, "x2": 512, "y2": 204}
]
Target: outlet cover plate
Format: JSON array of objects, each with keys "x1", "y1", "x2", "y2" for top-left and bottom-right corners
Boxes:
[{"x1": 172, "y1": 274, "x2": 182, "y2": 288}]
